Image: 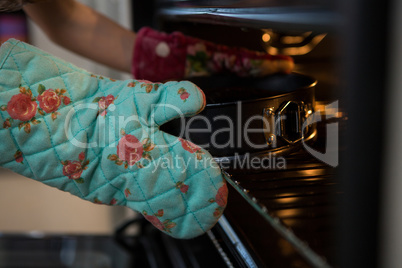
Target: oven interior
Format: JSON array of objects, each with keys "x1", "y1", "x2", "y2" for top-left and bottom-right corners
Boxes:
[
  {"x1": 143, "y1": 0, "x2": 385, "y2": 267},
  {"x1": 132, "y1": 6, "x2": 339, "y2": 268}
]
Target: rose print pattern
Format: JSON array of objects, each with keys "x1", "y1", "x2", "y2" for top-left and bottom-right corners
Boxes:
[
  {"x1": 141, "y1": 81, "x2": 160, "y2": 93},
  {"x1": 176, "y1": 181, "x2": 189, "y2": 193},
  {"x1": 61, "y1": 151, "x2": 90, "y2": 183},
  {"x1": 1, "y1": 86, "x2": 40, "y2": 133},
  {"x1": 124, "y1": 188, "x2": 132, "y2": 197},
  {"x1": 92, "y1": 197, "x2": 118, "y2": 205},
  {"x1": 14, "y1": 149, "x2": 23, "y2": 164},
  {"x1": 143, "y1": 209, "x2": 176, "y2": 233},
  {"x1": 215, "y1": 184, "x2": 228, "y2": 207},
  {"x1": 7, "y1": 93, "x2": 37, "y2": 121},
  {"x1": 94, "y1": 198, "x2": 103, "y2": 204},
  {"x1": 127, "y1": 80, "x2": 160, "y2": 93},
  {"x1": 63, "y1": 96, "x2": 71, "y2": 105},
  {"x1": 37, "y1": 85, "x2": 69, "y2": 121},
  {"x1": 38, "y1": 89, "x2": 61, "y2": 113},
  {"x1": 128, "y1": 80, "x2": 160, "y2": 92},
  {"x1": 63, "y1": 161, "x2": 84, "y2": 180},
  {"x1": 2, "y1": 118, "x2": 11, "y2": 129},
  {"x1": 179, "y1": 138, "x2": 204, "y2": 160},
  {"x1": 185, "y1": 42, "x2": 284, "y2": 77},
  {"x1": 0, "y1": 84, "x2": 70, "y2": 133},
  {"x1": 186, "y1": 43, "x2": 210, "y2": 77},
  {"x1": 78, "y1": 152, "x2": 85, "y2": 161},
  {"x1": 116, "y1": 134, "x2": 142, "y2": 166},
  {"x1": 108, "y1": 129, "x2": 155, "y2": 169},
  {"x1": 127, "y1": 82, "x2": 136, "y2": 87},
  {"x1": 177, "y1": 88, "x2": 190, "y2": 102},
  {"x1": 211, "y1": 52, "x2": 236, "y2": 73},
  {"x1": 91, "y1": 74, "x2": 118, "y2": 82},
  {"x1": 209, "y1": 183, "x2": 228, "y2": 217},
  {"x1": 91, "y1": 74, "x2": 104, "y2": 80},
  {"x1": 186, "y1": 42, "x2": 243, "y2": 75},
  {"x1": 179, "y1": 138, "x2": 198, "y2": 153},
  {"x1": 93, "y1": 94, "x2": 118, "y2": 116},
  {"x1": 0, "y1": 39, "x2": 228, "y2": 240},
  {"x1": 91, "y1": 74, "x2": 117, "y2": 82},
  {"x1": 142, "y1": 138, "x2": 156, "y2": 153}
]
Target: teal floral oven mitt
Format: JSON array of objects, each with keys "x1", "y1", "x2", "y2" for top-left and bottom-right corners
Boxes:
[{"x1": 0, "y1": 39, "x2": 228, "y2": 239}]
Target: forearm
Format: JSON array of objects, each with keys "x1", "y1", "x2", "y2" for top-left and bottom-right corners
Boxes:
[{"x1": 23, "y1": 0, "x2": 136, "y2": 73}]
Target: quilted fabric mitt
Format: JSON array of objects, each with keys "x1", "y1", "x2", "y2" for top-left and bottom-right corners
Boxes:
[
  {"x1": 133, "y1": 27, "x2": 294, "y2": 81},
  {"x1": 0, "y1": 39, "x2": 228, "y2": 239}
]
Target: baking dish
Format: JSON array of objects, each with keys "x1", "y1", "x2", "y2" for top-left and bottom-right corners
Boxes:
[{"x1": 161, "y1": 73, "x2": 317, "y2": 158}]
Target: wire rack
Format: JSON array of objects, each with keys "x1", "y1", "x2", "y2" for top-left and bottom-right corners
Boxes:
[{"x1": 220, "y1": 118, "x2": 343, "y2": 268}]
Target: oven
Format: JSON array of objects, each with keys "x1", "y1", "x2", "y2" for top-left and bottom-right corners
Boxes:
[{"x1": 142, "y1": 0, "x2": 395, "y2": 267}]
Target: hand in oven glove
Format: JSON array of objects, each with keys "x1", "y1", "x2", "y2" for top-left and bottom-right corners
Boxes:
[
  {"x1": 132, "y1": 27, "x2": 294, "y2": 82},
  {"x1": 0, "y1": 39, "x2": 228, "y2": 239}
]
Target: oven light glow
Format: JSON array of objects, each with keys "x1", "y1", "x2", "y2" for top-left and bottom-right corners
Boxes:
[
  {"x1": 262, "y1": 33, "x2": 271, "y2": 43},
  {"x1": 275, "y1": 196, "x2": 300, "y2": 204},
  {"x1": 281, "y1": 36, "x2": 304, "y2": 44},
  {"x1": 276, "y1": 208, "x2": 300, "y2": 218}
]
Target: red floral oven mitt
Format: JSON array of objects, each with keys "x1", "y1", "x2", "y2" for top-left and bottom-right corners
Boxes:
[
  {"x1": 132, "y1": 27, "x2": 294, "y2": 81},
  {"x1": 0, "y1": 39, "x2": 228, "y2": 239}
]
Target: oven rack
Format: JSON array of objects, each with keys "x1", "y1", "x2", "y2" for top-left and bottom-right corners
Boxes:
[
  {"x1": 222, "y1": 158, "x2": 335, "y2": 268},
  {"x1": 219, "y1": 114, "x2": 343, "y2": 267}
]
